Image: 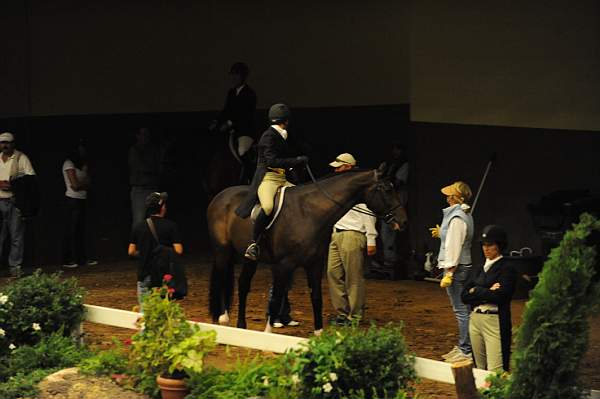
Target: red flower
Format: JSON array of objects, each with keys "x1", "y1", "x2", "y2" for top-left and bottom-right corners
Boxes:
[
  {"x1": 123, "y1": 338, "x2": 132, "y2": 346},
  {"x1": 167, "y1": 287, "x2": 175, "y2": 297},
  {"x1": 111, "y1": 373, "x2": 126, "y2": 380},
  {"x1": 163, "y1": 274, "x2": 173, "y2": 282}
]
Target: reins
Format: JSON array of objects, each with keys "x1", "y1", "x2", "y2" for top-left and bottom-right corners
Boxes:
[{"x1": 304, "y1": 163, "x2": 401, "y2": 221}]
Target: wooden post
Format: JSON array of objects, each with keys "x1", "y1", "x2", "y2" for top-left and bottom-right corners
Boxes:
[{"x1": 451, "y1": 359, "x2": 480, "y2": 399}]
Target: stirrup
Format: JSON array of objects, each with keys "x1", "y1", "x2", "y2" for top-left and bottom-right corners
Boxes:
[{"x1": 244, "y1": 242, "x2": 259, "y2": 261}]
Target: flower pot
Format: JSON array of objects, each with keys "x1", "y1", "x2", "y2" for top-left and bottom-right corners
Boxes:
[{"x1": 156, "y1": 375, "x2": 189, "y2": 399}]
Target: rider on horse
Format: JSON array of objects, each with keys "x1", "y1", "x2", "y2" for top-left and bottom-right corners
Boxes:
[{"x1": 235, "y1": 103, "x2": 308, "y2": 261}]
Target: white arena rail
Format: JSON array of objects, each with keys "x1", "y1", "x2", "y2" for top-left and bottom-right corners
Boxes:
[{"x1": 83, "y1": 304, "x2": 600, "y2": 397}]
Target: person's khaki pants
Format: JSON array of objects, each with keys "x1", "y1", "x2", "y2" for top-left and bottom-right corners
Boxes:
[
  {"x1": 257, "y1": 171, "x2": 293, "y2": 215},
  {"x1": 327, "y1": 230, "x2": 367, "y2": 319},
  {"x1": 469, "y1": 312, "x2": 503, "y2": 371}
]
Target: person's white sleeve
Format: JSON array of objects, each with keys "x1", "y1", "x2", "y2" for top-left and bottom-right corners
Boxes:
[
  {"x1": 440, "y1": 218, "x2": 467, "y2": 269},
  {"x1": 361, "y1": 205, "x2": 378, "y2": 247},
  {"x1": 19, "y1": 154, "x2": 35, "y2": 176}
]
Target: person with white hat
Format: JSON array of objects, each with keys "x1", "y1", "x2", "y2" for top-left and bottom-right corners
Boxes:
[
  {"x1": 0, "y1": 132, "x2": 36, "y2": 277},
  {"x1": 430, "y1": 181, "x2": 474, "y2": 363},
  {"x1": 326, "y1": 153, "x2": 377, "y2": 325}
]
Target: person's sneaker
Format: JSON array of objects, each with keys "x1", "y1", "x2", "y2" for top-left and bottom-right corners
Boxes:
[
  {"x1": 244, "y1": 242, "x2": 259, "y2": 261},
  {"x1": 286, "y1": 320, "x2": 300, "y2": 327},
  {"x1": 62, "y1": 262, "x2": 78, "y2": 269},
  {"x1": 442, "y1": 346, "x2": 460, "y2": 359},
  {"x1": 444, "y1": 351, "x2": 472, "y2": 363},
  {"x1": 85, "y1": 260, "x2": 98, "y2": 266},
  {"x1": 329, "y1": 315, "x2": 350, "y2": 326},
  {"x1": 272, "y1": 320, "x2": 285, "y2": 328}
]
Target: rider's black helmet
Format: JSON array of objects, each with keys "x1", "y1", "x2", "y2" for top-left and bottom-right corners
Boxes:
[
  {"x1": 229, "y1": 62, "x2": 249, "y2": 79},
  {"x1": 480, "y1": 225, "x2": 508, "y2": 251},
  {"x1": 268, "y1": 103, "x2": 291, "y2": 124}
]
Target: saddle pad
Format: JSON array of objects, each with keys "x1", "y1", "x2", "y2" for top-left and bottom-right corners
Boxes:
[{"x1": 250, "y1": 186, "x2": 288, "y2": 230}]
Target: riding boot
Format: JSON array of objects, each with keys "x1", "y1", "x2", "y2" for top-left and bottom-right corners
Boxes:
[{"x1": 244, "y1": 209, "x2": 269, "y2": 260}]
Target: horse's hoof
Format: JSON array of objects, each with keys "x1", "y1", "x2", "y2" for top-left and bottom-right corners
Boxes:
[
  {"x1": 314, "y1": 329, "x2": 323, "y2": 336},
  {"x1": 218, "y1": 311, "x2": 230, "y2": 325}
]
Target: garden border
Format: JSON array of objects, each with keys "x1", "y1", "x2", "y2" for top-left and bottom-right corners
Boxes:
[{"x1": 82, "y1": 304, "x2": 600, "y2": 397}]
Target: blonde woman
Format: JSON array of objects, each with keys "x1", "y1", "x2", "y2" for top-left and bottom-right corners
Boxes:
[{"x1": 431, "y1": 181, "x2": 474, "y2": 363}]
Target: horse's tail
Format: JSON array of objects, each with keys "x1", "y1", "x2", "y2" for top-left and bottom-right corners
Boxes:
[{"x1": 209, "y1": 251, "x2": 235, "y2": 322}]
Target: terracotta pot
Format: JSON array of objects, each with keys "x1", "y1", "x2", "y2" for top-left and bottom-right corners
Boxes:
[{"x1": 156, "y1": 375, "x2": 189, "y2": 399}]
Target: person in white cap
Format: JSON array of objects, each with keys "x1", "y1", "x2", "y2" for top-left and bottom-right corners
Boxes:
[
  {"x1": 326, "y1": 153, "x2": 377, "y2": 325},
  {"x1": 430, "y1": 181, "x2": 474, "y2": 363},
  {"x1": 0, "y1": 132, "x2": 36, "y2": 277}
]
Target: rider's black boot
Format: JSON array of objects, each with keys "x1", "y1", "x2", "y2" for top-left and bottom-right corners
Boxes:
[{"x1": 244, "y1": 210, "x2": 269, "y2": 261}]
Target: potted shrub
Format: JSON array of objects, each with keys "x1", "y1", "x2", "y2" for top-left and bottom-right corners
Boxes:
[{"x1": 129, "y1": 275, "x2": 216, "y2": 398}]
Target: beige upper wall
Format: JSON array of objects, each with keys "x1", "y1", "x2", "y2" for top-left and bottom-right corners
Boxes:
[
  {"x1": 24, "y1": 0, "x2": 410, "y2": 115},
  {"x1": 411, "y1": 1, "x2": 600, "y2": 131}
]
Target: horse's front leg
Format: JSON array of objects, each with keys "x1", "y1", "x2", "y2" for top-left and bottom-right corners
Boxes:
[
  {"x1": 305, "y1": 262, "x2": 324, "y2": 334},
  {"x1": 237, "y1": 259, "x2": 257, "y2": 329}
]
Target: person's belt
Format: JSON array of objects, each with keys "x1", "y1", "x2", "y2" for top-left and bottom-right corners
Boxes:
[
  {"x1": 334, "y1": 228, "x2": 358, "y2": 233},
  {"x1": 474, "y1": 308, "x2": 498, "y2": 315}
]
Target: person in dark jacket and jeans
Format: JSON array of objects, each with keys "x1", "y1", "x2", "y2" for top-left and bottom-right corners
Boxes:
[{"x1": 461, "y1": 225, "x2": 517, "y2": 372}]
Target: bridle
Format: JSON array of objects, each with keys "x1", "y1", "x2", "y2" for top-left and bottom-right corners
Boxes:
[{"x1": 305, "y1": 164, "x2": 403, "y2": 224}]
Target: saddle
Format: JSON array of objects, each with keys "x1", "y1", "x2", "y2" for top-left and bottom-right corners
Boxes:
[{"x1": 250, "y1": 186, "x2": 288, "y2": 230}]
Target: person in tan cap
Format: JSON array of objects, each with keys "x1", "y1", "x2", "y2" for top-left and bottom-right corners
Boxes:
[
  {"x1": 430, "y1": 181, "x2": 474, "y2": 363},
  {"x1": 327, "y1": 153, "x2": 377, "y2": 325}
]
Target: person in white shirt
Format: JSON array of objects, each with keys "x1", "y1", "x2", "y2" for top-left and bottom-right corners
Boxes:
[
  {"x1": 62, "y1": 140, "x2": 97, "y2": 268},
  {"x1": 430, "y1": 181, "x2": 474, "y2": 363},
  {"x1": 0, "y1": 132, "x2": 36, "y2": 277},
  {"x1": 327, "y1": 153, "x2": 377, "y2": 325}
]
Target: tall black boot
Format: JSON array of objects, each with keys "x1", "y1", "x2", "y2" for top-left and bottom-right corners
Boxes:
[{"x1": 244, "y1": 210, "x2": 269, "y2": 260}]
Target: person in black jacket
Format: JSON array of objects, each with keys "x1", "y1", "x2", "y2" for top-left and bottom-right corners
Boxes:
[
  {"x1": 211, "y1": 62, "x2": 257, "y2": 141},
  {"x1": 235, "y1": 103, "x2": 308, "y2": 261},
  {"x1": 461, "y1": 225, "x2": 517, "y2": 372}
]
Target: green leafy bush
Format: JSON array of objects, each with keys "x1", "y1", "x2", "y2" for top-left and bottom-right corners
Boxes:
[
  {"x1": 0, "y1": 332, "x2": 90, "y2": 399},
  {"x1": 188, "y1": 323, "x2": 415, "y2": 399},
  {"x1": 187, "y1": 358, "x2": 291, "y2": 399},
  {"x1": 290, "y1": 323, "x2": 416, "y2": 398},
  {"x1": 79, "y1": 338, "x2": 130, "y2": 377},
  {"x1": 479, "y1": 371, "x2": 510, "y2": 399},
  {"x1": 506, "y1": 213, "x2": 600, "y2": 398},
  {"x1": 0, "y1": 270, "x2": 85, "y2": 352}
]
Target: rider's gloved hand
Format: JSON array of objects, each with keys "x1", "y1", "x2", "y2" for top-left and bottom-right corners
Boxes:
[{"x1": 295, "y1": 155, "x2": 309, "y2": 165}]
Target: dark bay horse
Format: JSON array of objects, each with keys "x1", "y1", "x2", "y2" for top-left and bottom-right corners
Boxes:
[{"x1": 207, "y1": 168, "x2": 408, "y2": 333}]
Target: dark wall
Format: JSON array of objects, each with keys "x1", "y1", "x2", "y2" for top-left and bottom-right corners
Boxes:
[
  {"x1": 410, "y1": 123, "x2": 600, "y2": 266},
  {"x1": 2, "y1": 106, "x2": 598, "y2": 268},
  {"x1": 0, "y1": 105, "x2": 411, "y2": 267}
]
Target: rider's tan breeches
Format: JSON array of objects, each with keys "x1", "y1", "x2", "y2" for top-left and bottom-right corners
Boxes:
[{"x1": 257, "y1": 171, "x2": 294, "y2": 215}]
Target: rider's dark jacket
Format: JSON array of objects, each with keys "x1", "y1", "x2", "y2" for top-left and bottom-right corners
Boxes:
[
  {"x1": 218, "y1": 84, "x2": 257, "y2": 139},
  {"x1": 235, "y1": 126, "x2": 301, "y2": 218}
]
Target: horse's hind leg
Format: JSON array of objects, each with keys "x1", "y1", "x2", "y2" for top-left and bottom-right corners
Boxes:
[
  {"x1": 305, "y1": 262, "x2": 324, "y2": 334},
  {"x1": 209, "y1": 247, "x2": 234, "y2": 325},
  {"x1": 237, "y1": 258, "x2": 257, "y2": 329}
]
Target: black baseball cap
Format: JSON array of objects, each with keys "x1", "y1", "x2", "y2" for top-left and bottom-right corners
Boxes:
[{"x1": 145, "y1": 192, "x2": 168, "y2": 210}]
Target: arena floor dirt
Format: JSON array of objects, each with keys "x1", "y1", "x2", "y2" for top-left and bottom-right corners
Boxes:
[{"x1": 5, "y1": 255, "x2": 599, "y2": 398}]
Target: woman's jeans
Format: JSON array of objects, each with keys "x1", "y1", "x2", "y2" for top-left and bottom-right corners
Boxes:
[
  {"x1": 445, "y1": 265, "x2": 472, "y2": 355},
  {"x1": 63, "y1": 197, "x2": 87, "y2": 265}
]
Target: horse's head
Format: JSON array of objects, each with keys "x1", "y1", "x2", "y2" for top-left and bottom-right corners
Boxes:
[{"x1": 364, "y1": 170, "x2": 408, "y2": 231}]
